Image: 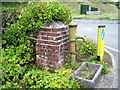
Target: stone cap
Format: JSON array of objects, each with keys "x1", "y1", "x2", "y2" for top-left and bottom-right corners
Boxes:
[
  {"x1": 68, "y1": 21, "x2": 77, "y2": 27},
  {"x1": 44, "y1": 21, "x2": 68, "y2": 29}
]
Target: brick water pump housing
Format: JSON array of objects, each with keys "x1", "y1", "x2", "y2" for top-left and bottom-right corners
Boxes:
[{"x1": 36, "y1": 21, "x2": 70, "y2": 70}]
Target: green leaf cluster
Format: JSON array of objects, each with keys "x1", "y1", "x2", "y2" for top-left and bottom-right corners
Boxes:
[
  {"x1": 84, "y1": 56, "x2": 110, "y2": 74},
  {"x1": 76, "y1": 39, "x2": 109, "y2": 74},
  {"x1": 22, "y1": 68, "x2": 83, "y2": 88},
  {"x1": 1, "y1": 2, "x2": 76, "y2": 89},
  {"x1": 76, "y1": 39, "x2": 97, "y2": 55},
  {"x1": 48, "y1": 2, "x2": 72, "y2": 24}
]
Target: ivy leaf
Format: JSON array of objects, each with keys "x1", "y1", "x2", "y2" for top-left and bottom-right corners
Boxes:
[{"x1": 2, "y1": 40, "x2": 6, "y2": 44}]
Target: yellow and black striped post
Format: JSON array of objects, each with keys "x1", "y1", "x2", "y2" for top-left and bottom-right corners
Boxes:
[{"x1": 97, "y1": 25, "x2": 106, "y2": 61}]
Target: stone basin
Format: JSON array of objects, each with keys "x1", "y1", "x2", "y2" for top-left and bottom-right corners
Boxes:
[{"x1": 73, "y1": 62, "x2": 103, "y2": 88}]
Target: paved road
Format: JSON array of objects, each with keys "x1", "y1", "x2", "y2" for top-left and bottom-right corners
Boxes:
[{"x1": 74, "y1": 19, "x2": 118, "y2": 51}]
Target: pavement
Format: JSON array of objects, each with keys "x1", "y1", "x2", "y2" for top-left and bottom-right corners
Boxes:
[
  {"x1": 95, "y1": 48, "x2": 119, "y2": 89},
  {"x1": 74, "y1": 19, "x2": 118, "y2": 50}
]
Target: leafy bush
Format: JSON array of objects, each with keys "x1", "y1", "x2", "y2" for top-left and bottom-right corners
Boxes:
[
  {"x1": 2, "y1": 2, "x2": 74, "y2": 89},
  {"x1": 2, "y1": 2, "x2": 24, "y2": 12},
  {"x1": 2, "y1": 2, "x2": 72, "y2": 47},
  {"x1": 2, "y1": 1, "x2": 72, "y2": 65},
  {"x1": 48, "y1": 2, "x2": 72, "y2": 24},
  {"x1": 22, "y1": 68, "x2": 82, "y2": 88},
  {"x1": 2, "y1": 82, "x2": 22, "y2": 89},
  {"x1": 76, "y1": 39, "x2": 97, "y2": 55}
]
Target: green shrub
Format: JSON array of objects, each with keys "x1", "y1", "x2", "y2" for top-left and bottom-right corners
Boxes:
[
  {"x1": 2, "y1": 2, "x2": 72, "y2": 47},
  {"x1": 22, "y1": 68, "x2": 82, "y2": 88},
  {"x1": 2, "y1": 1, "x2": 72, "y2": 64},
  {"x1": 76, "y1": 39, "x2": 97, "y2": 55},
  {"x1": 2, "y1": 2, "x2": 73, "y2": 89},
  {"x1": 2, "y1": 2, "x2": 23, "y2": 12},
  {"x1": 48, "y1": 2, "x2": 72, "y2": 24},
  {"x1": 2, "y1": 82, "x2": 22, "y2": 89}
]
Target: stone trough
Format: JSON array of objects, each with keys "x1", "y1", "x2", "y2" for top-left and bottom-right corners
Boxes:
[{"x1": 73, "y1": 62, "x2": 103, "y2": 88}]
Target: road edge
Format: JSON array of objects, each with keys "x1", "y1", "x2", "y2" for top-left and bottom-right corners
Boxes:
[
  {"x1": 104, "y1": 48, "x2": 117, "y2": 70},
  {"x1": 105, "y1": 48, "x2": 118, "y2": 88}
]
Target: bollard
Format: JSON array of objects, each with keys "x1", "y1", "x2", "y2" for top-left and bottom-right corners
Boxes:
[
  {"x1": 69, "y1": 23, "x2": 77, "y2": 65},
  {"x1": 97, "y1": 25, "x2": 106, "y2": 61}
]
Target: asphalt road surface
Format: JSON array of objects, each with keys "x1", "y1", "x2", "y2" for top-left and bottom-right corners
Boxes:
[{"x1": 74, "y1": 20, "x2": 118, "y2": 51}]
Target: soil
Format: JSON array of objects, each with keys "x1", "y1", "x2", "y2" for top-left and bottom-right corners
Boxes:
[
  {"x1": 104, "y1": 52, "x2": 113, "y2": 69},
  {"x1": 77, "y1": 54, "x2": 90, "y2": 61},
  {"x1": 63, "y1": 50, "x2": 112, "y2": 75},
  {"x1": 76, "y1": 52, "x2": 113, "y2": 69},
  {"x1": 77, "y1": 66, "x2": 97, "y2": 80}
]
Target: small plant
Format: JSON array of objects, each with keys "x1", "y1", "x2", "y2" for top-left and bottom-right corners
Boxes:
[
  {"x1": 76, "y1": 39, "x2": 97, "y2": 55},
  {"x1": 76, "y1": 39, "x2": 109, "y2": 74},
  {"x1": 83, "y1": 56, "x2": 110, "y2": 74},
  {"x1": 22, "y1": 68, "x2": 82, "y2": 88},
  {"x1": 63, "y1": 60, "x2": 83, "y2": 71},
  {"x1": 77, "y1": 66, "x2": 97, "y2": 80}
]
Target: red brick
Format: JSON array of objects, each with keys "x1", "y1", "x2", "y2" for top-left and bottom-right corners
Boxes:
[
  {"x1": 42, "y1": 40, "x2": 48, "y2": 44},
  {"x1": 44, "y1": 28, "x2": 51, "y2": 32},
  {"x1": 36, "y1": 49, "x2": 41, "y2": 55},
  {"x1": 52, "y1": 28, "x2": 57, "y2": 32},
  {"x1": 49, "y1": 61, "x2": 53, "y2": 65},
  {"x1": 41, "y1": 37, "x2": 47, "y2": 40},
  {"x1": 53, "y1": 46, "x2": 59, "y2": 50},
  {"x1": 36, "y1": 43, "x2": 40, "y2": 47},
  {"x1": 41, "y1": 32, "x2": 47, "y2": 35},
  {"x1": 54, "y1": 58, "x2": 59, "y2": 62},
  {"x1": 54, "y1": 51, "x2": 58, "y2": 55},
  {"x1": 52, "y1": 61, "x2": 57, "y2": 66},
  {"x1": 56, "y1": 42, "x2": 61, "y2": 45},
  {"x1": 47, "y1": 33, "x2": 53, "y2": 36},
  {"x1": 53, "y1": 54, "x2": 58, "y2": 59},
  {"x1": 36, "y1": 59, "x2": 43, "y2": 66},
  {"x1": 56, "y1": 37, "x2": 62, "y2": 41},
  {"x1": 36, "y1": 40, "x2": 41, "y2": 43}
]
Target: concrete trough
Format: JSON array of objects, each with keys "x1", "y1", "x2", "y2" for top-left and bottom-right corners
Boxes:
[{"x1": 73, "y1": 62, "x2": 103, "y2": 88}]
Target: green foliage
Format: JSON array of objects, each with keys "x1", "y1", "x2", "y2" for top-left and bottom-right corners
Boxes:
[
  {"x1": 2, "y1": 1, "x2": 72, "y2": 65},
  {"x1": 83, "y1": 56, "x2": 110, "y2": 74},
  {"x1": 76, "y1": 39, "x2": 97, "y2": 55},
  {"x1": 63, "y1": 60, "x2": 82, "y2": 71},
  {"x1": 76, "y1": 39, "x2": 109, "y2": 74},
  {"x1": 63, "y1": 55, "x2": 109, "y2": 75},
  {"x1": 48, "y1": 2, "x2": 72, "y2": 24},
  {"x1": 55, "y1": 67, "x2": 73, "y2": 76},
  {"x1": 22, "y1": 68, "x2": 82, "y2": 88},
  {"x1": 2, "y1": 2, "x2": 74, "y2": 89},
  {"x1": 2, "y1": 2, "x2": 24, "y2": 12},
  {"x1": 2, "y1": 82, "x2": 22, "y2": 89}
]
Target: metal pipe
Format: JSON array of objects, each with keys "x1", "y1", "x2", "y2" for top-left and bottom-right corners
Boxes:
[
  {"x1": 69, "y1": 23, "x2": 77, "y2": 65},
  {"x1": 76, "y1": 36, "x2": 86, "y2": 42}
]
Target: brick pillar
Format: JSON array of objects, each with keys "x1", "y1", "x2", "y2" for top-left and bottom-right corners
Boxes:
[{"x1": 36, "y1": 21, "x2": 70, "y2": 70}]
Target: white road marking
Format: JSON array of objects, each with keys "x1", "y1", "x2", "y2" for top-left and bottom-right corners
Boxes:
[{"x1": 105, "y1": 45, "x2": 119, "y2": 52}]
